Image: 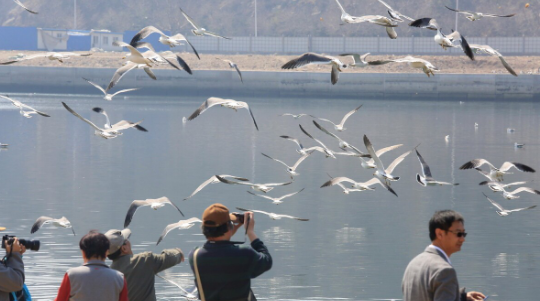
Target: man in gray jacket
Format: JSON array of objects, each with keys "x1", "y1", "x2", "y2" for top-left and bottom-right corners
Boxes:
[
  {"x1": 402, "y1": 210, "x2": 485, "y2": 301},
  {"x1": 0, "y1": 230, "x2": 25, "y2": 301},
  {"x1": 105, "y1": 228, "x2": 184, "y2": 301}
]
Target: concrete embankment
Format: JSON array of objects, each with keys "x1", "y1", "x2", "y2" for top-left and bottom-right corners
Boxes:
[{"x1": 0, "y1": 66, "x2": 538, "y2": 100}]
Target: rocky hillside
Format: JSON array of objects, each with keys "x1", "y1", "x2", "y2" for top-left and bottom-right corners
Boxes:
[{"x1": 1, "y1": 0, "x2": 537, "y2": 37}]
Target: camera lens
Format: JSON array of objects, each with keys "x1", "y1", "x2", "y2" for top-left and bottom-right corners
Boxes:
[{"x1": 18, "y1": 239, "x2": 40, "y2": 251}]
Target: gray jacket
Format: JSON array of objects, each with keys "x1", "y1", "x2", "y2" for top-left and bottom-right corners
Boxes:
[
  {"x1": 0, "y1": 253, "x2": 24, "y2": 301},
  {"x1": 402, "y1": 246, "x2": 466, "y2": 301}
]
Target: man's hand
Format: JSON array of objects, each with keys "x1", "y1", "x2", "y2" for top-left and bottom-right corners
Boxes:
[
  {"x1": 4, "y1": 237, "x2": 25, "y2": 254},
  {"x1": 467, "y1": 291, "x2": 486, "y2": 301},
  {"x1": 243, "y1": 212, "x2": 258, "y2": 242},
  {"x1": 175, "y1": 248, "x2": 185, "y2": 262}
]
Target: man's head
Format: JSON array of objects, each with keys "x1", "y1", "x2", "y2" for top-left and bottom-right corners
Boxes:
[
  {"x1": 79, "y1": 230, "x2": 110, "y2": 260},
  {"x1": 202, "y1": 203, "x2": 240, "y2": 240},
  {"x1": 429, "y1": 210, "x2": 466, "y2": 256},
  {"x1": 104, "y1": 229, "x2": 132, "y2": 260}
]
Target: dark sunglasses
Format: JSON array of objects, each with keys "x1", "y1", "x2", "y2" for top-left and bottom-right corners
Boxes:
[{"x1": 447, "y1": 230, "x2": 467, "y2": 238}]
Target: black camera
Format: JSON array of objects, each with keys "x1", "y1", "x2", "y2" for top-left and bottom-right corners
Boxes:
[
  {"x1": 2, "y1": 235, "x2": 40, "y2": 251},
  {"x1": 232, "y1": 213, "x2": 245, "y2": 224}
]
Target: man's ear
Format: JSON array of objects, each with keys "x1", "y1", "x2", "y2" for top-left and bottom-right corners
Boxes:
[{"x1": 435, "y1": 228, "x2": 444, "y2": 240}]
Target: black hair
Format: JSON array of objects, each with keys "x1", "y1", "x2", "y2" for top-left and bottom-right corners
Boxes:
[
  {"x1": 202, "y1": 221, "x2": 233, "y2": 238},
  {"x1": 429, "y1": 210, "x2": 464, "y2": 241},
  {"x1": 79, "y1": 230, "x2": 110, "y2": 259}
]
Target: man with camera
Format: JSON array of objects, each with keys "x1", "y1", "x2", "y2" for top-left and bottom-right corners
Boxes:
[
  {"x1": 188, "y1": 203, "x2": 272, "y2": 301},
  {"x1": 1, "y1": 229, "x2": 26, "y2": 301}
]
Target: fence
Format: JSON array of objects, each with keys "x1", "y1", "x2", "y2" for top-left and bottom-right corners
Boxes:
[{"x1": 184, "y1": 36, "x2": 540, "y2": 56}]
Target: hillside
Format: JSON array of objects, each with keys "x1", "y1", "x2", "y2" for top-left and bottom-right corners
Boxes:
[{"x1": 1, "y1": 0, "x2": 538, "y2": 38}]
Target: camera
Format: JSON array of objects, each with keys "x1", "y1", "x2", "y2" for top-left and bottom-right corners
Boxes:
[
  {"x1": 2, "y1": 235, "x2": 40, "y2": 251},
  {"x1": 232, "y1": 213, "x2": 245, "y2": 224}
]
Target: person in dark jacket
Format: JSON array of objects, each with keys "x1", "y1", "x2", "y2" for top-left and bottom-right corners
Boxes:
[
  {"x1": 0, "y1": 227, "x2": 26, "y2": 301},
  {"x1": 189, "y1": 203, "x2": 272, "y2": 301}
]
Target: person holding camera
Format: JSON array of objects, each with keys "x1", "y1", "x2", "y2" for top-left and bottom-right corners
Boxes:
[
  {"x1": 104, "y1": 228, "x2": 184, "y2": 301},
  {"x1": 188, "y1": 203, "x2": 272, "y2": 301},
  {"x1": 1, "y1": 228, "x2": 26, "y2": 301}
]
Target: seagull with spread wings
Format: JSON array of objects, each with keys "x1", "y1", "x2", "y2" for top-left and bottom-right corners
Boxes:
[
  {"x1": 470, "y1": 44, "x2": 517, "y2": 76},
  {"x1": 180, "y1": 8, "x2": 231, "y2": 39},
  {"x1": 187, "y1": 97, "x2": 258, "y2": 130},
  {"x1": 281, "y1": 53, "x2": 347, "y2": 85},
  {"x1": 129, "y1": 25, "x2": 200, "y2": 59},
  {"x1": 310, "y1": 104, "x2": 362, "y2": 131},
  {"x1": 83, "y1": 78, "x2": 139, "y2": 101},
  {"x1": 359, "y1": 144, "x2": 402, "y2": 169},
  {"x1": 261, "y1": 152, "x2": 311, "y2": 178},
  {"x1": 415, "y1": 148, "x2": 459, "y2": 186},
  {"x1": 0, "y1": 52, "x2": 91, "y2": 65},
  {"x1": 156, "y1": 217, "x2": 202, "y2": 245},
  {"x1": 0, "y1": 95, "x2": 50, "y2": 118},
  {"x1": 218, "y1": 58, "x2": 243, "y2": 83},
  {"x1": 279, "y1": 113, "x2": 308, "y2": 119},
  {"x1": 460, "y1": 159, "x2": 535, "y2": 181},
  {"x1": 92, "y1": 107, "x2": 148, "y2": 133},
  {"x1": 480, "y1": 182, "x2": 540, "y2": 200},
  {"x1": 183, "y1": 175, "x2": 250, "y2": 200},
  {"x1": 247, "y1": 188, "x2": 305, "y2": 205},
  {"x1": 321, "y1": 175, "x2": 397, "y2": 197},
  {"x1": 124, "y1": 197, "x2": 184, "y2": 228},
  {"x1": 339, "y1": 53, "x2": 371, "y2": 67},
  {"x1": 483, "y1": 193, "x2": 536, "y2": 217},
  {"x1": 333, "y1": 0, "x2": 398, "y2": 39},
  {"x1": 215, "y1": 175, "x2": 292, "y2": 193},
  {"x1": 368, "y1": 56, "x2": 439, "y2": 77},
  {"x1": 31, "y1": 216, "x2": 75, "y2": 235},
  {"x1": 445, "y1": 6, "x2": 515, "y2": 21},
  {"x1": 236, "y1": 207, "x2": 309, "y2": 221},
  {"x1": 364, "y1": 135, "x2": 412, "y2": 185}
]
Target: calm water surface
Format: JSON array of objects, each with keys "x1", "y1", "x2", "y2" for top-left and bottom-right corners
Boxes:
[{"x1": 1, "y1": 93, "x2": 540, "y2": 301}]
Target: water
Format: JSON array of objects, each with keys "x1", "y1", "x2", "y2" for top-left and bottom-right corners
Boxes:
[{"x1": 1, "y1": 93, "x2": 540, "y2": 301}]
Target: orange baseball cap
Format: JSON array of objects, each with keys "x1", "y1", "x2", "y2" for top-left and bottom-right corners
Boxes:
[{"x1": 202, "y1": 203, "x2": 238, "y2": 227}]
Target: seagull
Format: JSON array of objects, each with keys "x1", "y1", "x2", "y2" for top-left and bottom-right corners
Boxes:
[
  {"x1": 480, "y1": 182, "x2": 540, "y2": 200},
  {"x1": 445, "y1": 135, "x2": 450, "y2": 142},
  {"x1": 333, "y1": 0, "x2": 364, "y2": 24},
  {"x1": 106, "y1": 62, "x2": 156, "y2": 91},
  {"x1": 180, "y1": 8, "x2": 231, "y2": 39},
  {"x1": 129, "y1": 26, "x2": 200, "y2": 59},
  {"x1": 515, "y1": 142, "x2": 524, "y2": 148},
  {"x1": 12, "y1": 0, "x2": 37, "y2": 13},
  {"x1": 92, "y1": 107, "x2": 148, "y2": 133},
  {"x1": 236, "y1": 207, "x2": 309, "y2": 221},
  {"x1": 215, "y1": 175, "x2": 292, "y2": 193},
  {"x1": 415, "y1": 149, "x2": 459, "y2": 186},
  {"x1": 364, "y1": 135, "x2": 412, "y2": 184},
  {"x1": 114, "y1": 41, "x2": 190, "y2": 74},
  {"x1": 310, "y1": 104, "x2": 362, "y2": 131},
  {"x1": 0, "y1": 52, "x2": 91, "y2": 65},
  {"x1": 0, "y1": 95, "x2": 50, "y2": 118},
  {"x1": 218, "y1": 59, "x2": 243, "y2": 83},
  {"x1": 312, "y1": 120, "x2": 370, "y2": 157},
  {"x1": 483, "y1": 193, "x2": 536, "y2": 216},
  {"x1": 339, "y1": 53, "x2": 371, "y2": 67},
  {"x1": 507, "y1": 128, "x2": 516, "y2": 133},
  {"x1": 62, "y1": 102, "x2": 144, "y2": 139},
  {"x1": 279, "y1": 135, "x2": 327, "y2": 156},
  {"x1": 281, "y1": 53, "x2": 347, "y2": 85},
  {"x1": 156, "y1": 217, "x2": 202, "y2": 245},
  {"x1": 460, "y1": 159, "x2": 535, "y2": 181},
  {"x1": 247, "y1": 188, "x2": 305, "y2": 205},
  {"x1": 0, "y1": 143, "x2": 8, "y2": 148},
  {"x1": 83, "y1": 78, "x2": 139, "y2": 101},
  {"x1": 156, "y1": 274, "x2": 198, "y2": 301},
  {"x1": 469, "y1": 44, "x2": 517, "y2": 76},
  {"x1": 279, "y1": 113, "x2": 308, "y2": 119},
  {"x1": 31, "y1": 216, "x2": 75, "y2": 235},
  {"x1": 359, "y1": 144, "x2": 403, "y2": 169},
  {"x1": 321, "y1": 175, "x2": 397, "y2": 197},
  {"x1": 479, "y1": 180, "x2": 531, "y2": 193},
  {"x1": 299, "y1": 124, "x2": 338, "y2": 159},
  {"x1": 376, "y1": 0, "x2": 414, "y2": 22},
  {"x1": 187, "y1": 97, "x2": 258, "y2": 130},
  {"x1": 368, "y1": 56, "x2": 439, "y2": 77},
  {"x1": 124, "y1": 196, "x2": 184, "y2": 228},
  {"x1": 445, "y1": 6, "x2": 516, "y2": 21},
  {"x1": 261, "y1": 152, "x2": 311, "y2": 178},
  {"x1": 333, "y1": 0, "x2": 398, "y2": 38},
  {"x1": 184, "y1": 175, "x2": 250, "y2": 200}
]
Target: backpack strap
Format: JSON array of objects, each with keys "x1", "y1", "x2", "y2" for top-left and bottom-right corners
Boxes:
[{"x1": 193, "y1": 248, "x2": 206, "y2": 301}]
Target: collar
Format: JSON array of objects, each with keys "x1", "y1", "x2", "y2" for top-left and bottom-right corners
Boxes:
[
  {"x1": 428, "y1": 245, "x2": 451, "y2": 265},
  {"x1": 84, "y1": 259, "x2": 109, "y2": 267}
]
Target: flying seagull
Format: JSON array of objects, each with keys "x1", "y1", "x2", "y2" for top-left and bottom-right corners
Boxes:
[
  {"x1": 460, "y1": 159, "x2": 535, "y2": 181},
  {"x1": 236, "y1": 207, "x2": 309, "y2": 221},
  {"x1": 156, "y1": 274, "x2": 198, "y2": 301},
  {"x1": 376, "y1": 0, "x2": 414, "y2": 22},
  {"x1": 415, "y1": 148, "x2": 459, "y2": 186},
  {"x1": 364, "y1": 135, "x2": 412, "y2": 185},
  {"x1": 129, "y1": 25, "x2": 200, "y2": 59},
  {"x1": 0, "y1": 52, "x2": 91, "y2": 65},
  {"x1": 62, "y1": 102, "x2": 144, "y2": 139},
  {"x1": 0, "y1": 95, "x2": 50, "y2": 118},
  {"x1": 469, "y1": 44, "x2": 517, "y2": 76},
  {"x1": 279, "y1": 135, "x2": 327, "y2": 156},
  {"x1": 92, "y1": 107, "x2": 148, "y2": 133},
  {"x1": 124, "y1": 196, "x2": 184, "y2": 228},
  {"x1": 445, "y1": 6, "x2": 516, "y2": 21},
  {"x1": 114, "y1": 41, "x2": 190, "y2": 74},
  {"x1": 359, "y1": 144, "x2": 403, "y2": 169},
  {"x1": 83, "y1": 78, "x2": 139, "y2": 101},
  {"x1": 12, "y1": 0, "x2": 37, "y2": 14},
  {"x1": 339, "y1": 53, "x2": 371, "y2": 67},
  {"x1": 31, "y1": 216, "x2": 75, "y2": 235},
  {"x1": 310, "y1": 104, "x2": 362, "y2": 131},
  {"x1": 261, "y1": 152, "x2": 311, "y2": 178},
  {"x1": 187, "y1": 97, "x2": 258, "y2": 130},
  {"x1": 180, "y1": 8, "x2": 231, "y2": 39},
  {"x1": 299, "y1": 124, "x2": 338, "y2": 159},
  {"x1": 281, "y1": 53, "x2": 347, "y2": 85},
  {"x1": 321, "y1": 176, "x2": 397, "y2": 197},
  {"x1": 312, "y1": 120, "x2": 370, "y2": 157},
  {"x1": 368, "y1": 56, "x2": 439, "y2": 77},
  {"x1": 247, "y1": 188, "x2": 305, "y2": 205},
  {"x1": 106, "y1": 62, "x2": 156, "y2": 91},
  {"x1": 483, "y1": 193, "x2": 536, "y2": 216},
  {"x1": 279, "y1": 113, "x2": 308, "y2": 119},
  {"x1": 156, "y1": 217, "x2": 202, "y2": 245},
  {"x1": 333, "y1": 0, "x2": 398, "y2": 38},
  {"x1": 183, "y1": 175, "x2": 250, "y2": 200},
  {"x1": 218, "y1": 59, "x2": 243, "y2": 83},
  {"x1": 215, "y1": 175, "x2": 292, "y2": 193},
  {"x1": 480, "y1": 182, "x2": 540, "y2": 200}
]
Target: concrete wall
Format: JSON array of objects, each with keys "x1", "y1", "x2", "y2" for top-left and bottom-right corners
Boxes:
[{"x1": 0, "y1": 66, "x2": 538, "y2": 100}]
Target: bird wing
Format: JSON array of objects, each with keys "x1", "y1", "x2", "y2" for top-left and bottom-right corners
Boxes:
[
  {"x1": 179, "y1": 8, "x2": 201, "y2": 30},
  {"x1": 310, "y1": 116, "x2": 337, "y2": 126},
  {"x1": 479, "y1": 181, "x2": 504, "y2": 189},
  {"x1": 508, "y1": 205, "x2": 537, "y2": 213},
  {"x1": 235, "y1": 207, "x2": 270, "y2": 216},
  {"x1": 276, "y1": 214, "x2": 309, "y2": 221},
  {"x1": 331, "y1": 64, "x2": 339, "y2": 85},
  {"x1": 215, "y1": 175, "x2": 254, "y2": 186},
  {"x1": 83, "y1": 77, "x2": 107, "y2": 95},
  {"x1": 339, "y1": 104, "x2": 362, "y2": 127},
  {"x1": 31, "y1": 216, "x2": 53, "y2": 234},
  {"x1": 156, "y1": 196, "x2": 184, "y2": 217},
  {"x1": 12, "y1": 0, "x2": 38, "y2": 14},
  {"x1": 180, "y1": 38, "x2": 200, "y2": 59},
  {"x1": 299, "y1": 124, "x2": 331, "y2": 151},
  {"x1": 444, "y1": 6, "x2": 475, "y2": 16},
  {"x1": 92, "y1": 107, "x2": 112, "y2": 128},
  {"x1": 415, "y1": 149, "x2": 434, "y2": 180},
  {"x1": 280, "y1": 136, "x2": 303, "y2": 149},
  {"x1": 367, "y1": 59, "x2": 397, "y2": 66},
  {"x1": 509, "y1": 187, "x2": 540, "y2": 195},
  {"x1": 291, "y1": 154, "x2": 310, "y2": 170},
  {"x1": 124, "y1": 200, "x2": 149, "y2": 228},
  {"x1": 460, "y1": 159, "x2": 496, "y2": 170},
  {"x1": 483, "y1": 193, "x2": 505, "y2": 211},
  {"x1": 496, "y1": 55, "x2": 517, "y2": 77},
  {"x1": 265, "y1": 181, "x2": 293, "y2": 187},
  {"x1": 281, "y1": 53, "x2": 332, "y2": 69},
  {"x1": 377, "y1": 0, "x2": 393, "y2": 10},
  {"x1": 247, "y1": 191, "x2": 274, "y2": 201},
  {"x1": 363, "y1": 135, "x2": 386, "y2": 173},
  {"x1": 313, "y1": 120, "x2": 340, "y2": 141},
  {"x1": 106, "y1": 62, "x2": 139, "y2": 91},
  {"x1": 156, "y1": 222, "x2": 181, "y2": 245},
  {"x1": 408, "y1": 18, "x2": 439, "y2": 29},
  {"x1": 113, "y1": 41, "x2": 146, "y2": 62},
  {"x1": 187, "y1": 97, "x2": 229, "y2": 121},
  {"x1": 18, "y1": 102, "x2": 49, "y2": 116},
  {"x1": 278, "y1": 188, "x2": 305, "y2": 201},
  {"x1": 483, "y1": 13, "x2": 516, "y2": 18},
  {"x1": 156, "y1": 274, "x2": 191, "y2": 296},
  {"x1": 110, "y1": 88, "x2": 140, "y2": 98},
  {"x1": 0, "y1": 95, "x2": 20, "y2": 106},
  {"x1": 320, "y1": 176, "x2": 357, "y2": 188},
  {"x1": 171, "y1": 53, "x2": 193, "y2": 75},
  {"x1": 448, "y1": 31, "x2": 474, "y2": 60},
  {"x1": 246, "y1": 105, "x2": 259, "y2": 131},
  {"x1": 386, "y1": 149, "x2": 412, "y2": 174},
  {"x1": 202, "y1": 30, "x2": 231, "y2": 39},
  {"x1": 62, "y1": 102, "x2": 102, "y2": 131},
  {"x1": 0, "y1": 53, "x2": 48, "y2": 65},
  {"x1": 233, "y1": 64, "x2": 243, "y2": 83},
  {"x1": 375, "y1": 144, "x2": 402, "y2": 157},
  {"x1": 110, "y1": 120, "x2": 142, "y2": 131},
  {"x1": 130, "y1": 26, "x2": 165, "y2": 46},
  {"x1": 500, "y1": 162, "x2": 535, "y2": 173},
  {"x1": 261, "y1": 153, "x2": 289, "y2": 168},
  {"x1": 339, "y1": 53, "x2": 361, "y2": 64}
]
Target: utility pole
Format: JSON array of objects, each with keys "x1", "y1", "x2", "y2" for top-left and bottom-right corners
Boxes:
[
  {"x1": 254, "y1": 0, "x2": 258, "y2": 37},
  {"x1": 74, "y1": 0, "x2": 77, "y2": 29},
  {"x1": 454, "y1": 0, "x2": 459, "y2": 31}
]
